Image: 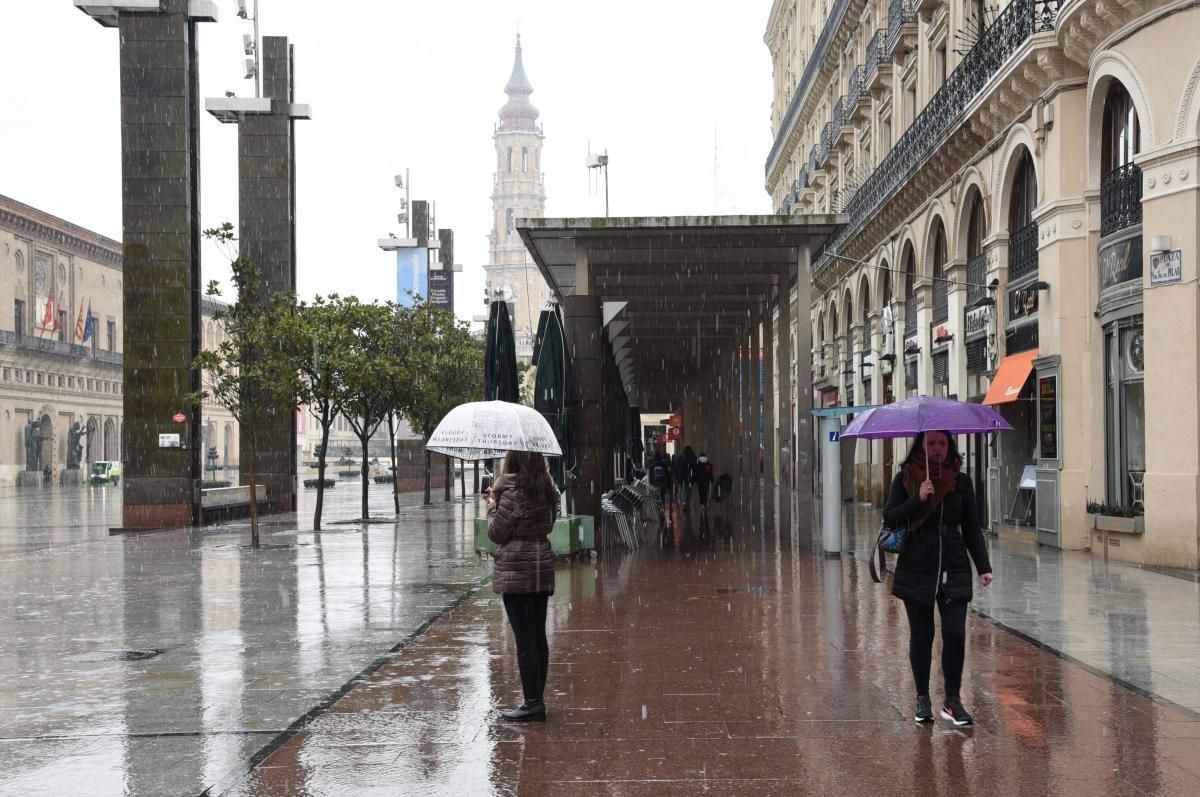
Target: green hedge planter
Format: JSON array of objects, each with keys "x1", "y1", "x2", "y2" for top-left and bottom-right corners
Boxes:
[{"x1": 475, "y1": 514, "x2": 595, "y2": 555}]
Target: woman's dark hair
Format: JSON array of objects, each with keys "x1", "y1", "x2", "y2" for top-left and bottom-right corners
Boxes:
[
  {"x1": 683, "y1": 446, "x2": 696, "y2": 463},
  {"x1": 502, "y1": 450, "x2": 558, "y2": 507},
  {"x1": 902, "y1": 431, "x2": 961, "y2": 466}
]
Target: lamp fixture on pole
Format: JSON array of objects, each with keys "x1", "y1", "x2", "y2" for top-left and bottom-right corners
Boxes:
[{"x1": 236, "y1": 0, "x2": 261, "y2": 98}]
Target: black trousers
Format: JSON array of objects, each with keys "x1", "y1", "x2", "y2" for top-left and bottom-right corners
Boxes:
[
  {"x1": 903, "y1": 592, "x2": 968, "y2": 701},
  {"x1": 503, "y1": 592, "x2": 550, "y2": 703},
  {"x1": 697, "y1": 481, "x2": 710, "y2": 506}
]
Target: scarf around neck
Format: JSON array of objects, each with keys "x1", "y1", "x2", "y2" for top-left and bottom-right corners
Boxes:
[{"x1": 900, "y1": 451, "x2": 961, "y2": 530}]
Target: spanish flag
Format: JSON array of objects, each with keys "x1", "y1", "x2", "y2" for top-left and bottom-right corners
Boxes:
[{"x1": 74, "y1": 299, "x2": 86, "y2": 342}]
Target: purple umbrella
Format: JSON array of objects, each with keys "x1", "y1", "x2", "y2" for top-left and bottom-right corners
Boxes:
[{"x1": 840, "y1": 396, "x2": 1012, "y2": 440}]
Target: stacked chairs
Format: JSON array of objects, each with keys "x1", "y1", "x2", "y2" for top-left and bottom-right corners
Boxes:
[{"x1": 599, "y1": 477, "x2": 662, "y2": 551}]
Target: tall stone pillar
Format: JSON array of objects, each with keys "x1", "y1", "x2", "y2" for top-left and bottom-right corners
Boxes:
[
  {"x1": 763, "y1": 296, "x2": 776, "y2": 492},
  {"x1": 209, "y1": 37, "x2": 310, "y2": 512},
  {"x1": 564, "y1": 291, "x2": 604, "y2": 525},
  {"x1": 78, "y1": 1, "x2": 219, "y2": 528},
  {"x1": 777, "y1": 268, "x2": 793, "y2": 492},
  {"x1": 750, "y1": 304, "x2": 762, "y2": 510},
  {"x1": 794, "y1": 243, "x2": 815, "y2": 530}
]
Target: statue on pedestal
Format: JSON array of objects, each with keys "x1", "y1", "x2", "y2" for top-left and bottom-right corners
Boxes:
[
  {"x1": 67, "y1": 421, "x2": 90, "y2": 470},
  {"x1": 24, "y1": 421, "x2": 39, "y2": 472}
]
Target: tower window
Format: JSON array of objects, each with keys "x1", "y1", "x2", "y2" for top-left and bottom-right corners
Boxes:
[
  {"x1": 522, "y1": 147, "x2": 528, "y2": 172},
  {"x1": 507, "y1": 147, "x2": 513, "y2": 172},
  {"x1": 506, "y1": 208, "x2": 514, "y2": 234}
]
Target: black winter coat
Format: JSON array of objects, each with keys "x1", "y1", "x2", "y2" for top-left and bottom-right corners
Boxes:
[{"x1": 882, "y1": 471, "x2": 991, "y2": 606}]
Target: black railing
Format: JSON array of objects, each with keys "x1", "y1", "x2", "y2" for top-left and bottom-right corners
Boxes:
[
  {"x1": 1009, "y1": 221, "x2": 1039, "y2": 282},
  {"x1": 966, "y1": 252, "x2": 988, "y2": 304},
  {"x1": 848, "y1": 66, "x2": 866, "y2": 113},
  {"x1": 887, "y1": 0, "x2": 918, "y2": 55},
  {"x1": 765, "y1": 0, "x2": 855, "y2": 176},
  {"x1": 1100, "y1": 162, "x2": 1143, "y2": 237},
  {"x1": 815, "y1": 0, "x2": 1061, "y2": 273},
  {"x1": 865, "y1": 29, "x2": 885, "y2": 84},
  {"x1": 933, "y1": 278, "x2": 949, "y2": 323},
  {"x1": 905, "y1": 294, "x2": 917, "y2": 336}
]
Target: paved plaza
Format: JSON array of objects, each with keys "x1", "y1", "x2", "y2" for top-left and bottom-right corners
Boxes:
[{"x1": 1, "y1": 483, "x2": 1198, "y2": 795}]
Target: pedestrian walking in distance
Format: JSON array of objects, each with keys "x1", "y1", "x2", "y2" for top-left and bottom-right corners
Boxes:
[
  {"x1": 486, "y1": 450, "x2": 559, "y2": 722},
  {"x1": 693, "y1": 452, "x2": 714, "y2": 509},
  {"x1": 883, "y1": 430, "x2": 993, "y2": 727}
]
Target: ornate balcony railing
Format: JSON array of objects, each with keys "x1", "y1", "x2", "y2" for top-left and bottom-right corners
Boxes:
[
  {"x1": 887, "y1": 0, "x2": 918, "y2": 55},
  {"x1": 816, "y1": 0, "x2": 1062, "y2": 274},
  {"x1": 765, "y1": 0, "x2": 855, "y2": 178},
  {"x1": 847, "y1": 66, "x2": 866, "y2": 115},
  {"x1": 1100, "y1": 162, "x2": 1143, "y2": 237},
  {"x1": 904, "y1": 294, "x2": 917, "y2": 337},
  {"x1": 933, "y1": 277, "x2": 949, "y2": 323},
  {"x1": 1009, "y1": 221, "x2": 1039, "y2": 282},
  {"x1": 865, "y1": 29, "x2": 885, "y2": 85},
  {"x1": 966, "y1": 252, "x2": 988, "y2": 305},
  {"x1": 819, "y1": 122, "x2": 837, "y2": 164}
]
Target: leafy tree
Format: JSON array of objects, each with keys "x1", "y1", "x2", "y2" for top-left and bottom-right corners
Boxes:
[
  {"x1": 191, "y1": 223, "x2": 301, "y2": 546},
  {"x1": 342, "y1": 300, "x2": 400, "y2": 520},
  {"x1": 288, "y1": 294, "x2": 356, "y2": 530},
  {"x1": 405, "y1": 303, "x2": 485, "y2": 504}
]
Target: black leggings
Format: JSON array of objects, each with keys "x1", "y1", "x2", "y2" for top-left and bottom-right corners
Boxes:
[
  {"x1": 903, "y1": 593, "x2": 968, "y2": 701},
  {"x1": 503, "y1": 592, "x2": 550, "y2": 703},
  {"x1": 697, "y1": 481, "x2": 710, "y2": 506}
]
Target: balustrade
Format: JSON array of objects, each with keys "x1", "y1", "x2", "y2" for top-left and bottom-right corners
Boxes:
[{"x1": 1100, "y1": 162, "x2": 1143, "y2": 237}]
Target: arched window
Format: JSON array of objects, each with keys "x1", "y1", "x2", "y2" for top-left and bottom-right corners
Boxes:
[
  {"x1": 1102, "y1": 82, "x2": 1140, "y2": 176},
  {"x1": 507, "y1": 147, "x2": 513, "y2": 172},
  {"x1": 1101, "y1": 81, "x2": 1142, "y2": 236},
  {"x1": 506, "y1": 208, "x2": 514, "y2": 234},
  {"x1": 859, "y1": 280, "x2": 871, "y2": 351},
  {"x1": 966, "y1": 192, "x2": 987, "y2": 304},
  {"x1": 1009, "y1": 149, "x2": 1036, "y2": 233},
  {"x1": 932, "y1": 221, "x2": 948, "y2": 323},
  {"x1": 902, "y1": 244, "x2": 916, "y2": 338},
  {"x1": 522, "y1": 147, "x2": 528, "y2": 172}
]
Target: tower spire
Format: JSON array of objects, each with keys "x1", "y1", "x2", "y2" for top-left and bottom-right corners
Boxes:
[{"x1": 499, "y1": 34, "x2": 538, "y2": 131}]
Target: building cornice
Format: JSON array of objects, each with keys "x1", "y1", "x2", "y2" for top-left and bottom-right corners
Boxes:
[{"x1": 0, "y1": 195, "x2": 122, "y2": 269}]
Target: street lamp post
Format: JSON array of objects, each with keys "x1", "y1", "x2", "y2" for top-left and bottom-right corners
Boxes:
[{"x1": 236, "y1": 0, "x2": 261, "y2": 98}]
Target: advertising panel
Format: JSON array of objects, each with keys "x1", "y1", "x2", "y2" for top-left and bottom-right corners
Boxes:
[{"x1": 396, "y1": 247, "x2": 428, "y2": 308}]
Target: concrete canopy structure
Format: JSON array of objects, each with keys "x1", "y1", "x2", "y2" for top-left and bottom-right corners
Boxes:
[{"x1": 518, "y1": 214, "x2": 843, "y2": 531}]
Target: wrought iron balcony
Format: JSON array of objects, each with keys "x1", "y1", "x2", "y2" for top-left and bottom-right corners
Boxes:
[
  {"x1": 966, "y1": 252, "x2": 988, "y2": 305},
  {"x1": 865, "y1": 29, "x2": 885, "y2": 89},
  {"x1": 817, "y1": 0, "x2": 1062, "y2": 274},
  {"x1": 1009, "y1": 221, "x2": 1039, "y2": 282},
  {"x1": 933, "y1": 278, "x2": 949, "y2": 323},
  {"x1": 819, "y1": 122, "x2": 836, "y2": 166},
  {"x1": 886, "y1": 0, "x2": 918, "y2": 57},
  {"x1": 764, "y1": 0, "x2": 855, "y2": 179},
  {"x1": 1100, "y1": 162, "x2": 1143, "y2": 237},
  {"x1": 904, "y1": 294, "x2": 917, "y2": 337},
  {"x1": 848, "y1": 66, "x2": 867, "y2": 119}
]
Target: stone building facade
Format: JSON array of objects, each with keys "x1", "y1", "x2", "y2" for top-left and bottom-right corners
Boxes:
[
  {"x1": 485, "y1": 35, "x2": 550, "y2": 362},
  {"x1": 765, "y1": 0, "x2": 1200, "y2": 568}
]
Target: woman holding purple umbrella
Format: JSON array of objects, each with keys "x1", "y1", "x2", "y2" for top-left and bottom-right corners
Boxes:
[{"x1": 883, "y1": 430, "x2": 993, "y2": 727}]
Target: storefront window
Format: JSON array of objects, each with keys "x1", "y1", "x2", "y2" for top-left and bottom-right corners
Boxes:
[{"x1": 1105, "y1": 323, "x2": 1145, "y2": 509}]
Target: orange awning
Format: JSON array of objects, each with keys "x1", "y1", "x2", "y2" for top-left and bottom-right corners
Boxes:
[{"x1": 983, "y1": 349, "x2": 1039, "y2": 405}]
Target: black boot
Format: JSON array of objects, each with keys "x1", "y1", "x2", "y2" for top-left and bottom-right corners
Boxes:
[{"x1": 500, "y1": 699, "x2": 546, "y2": 722}]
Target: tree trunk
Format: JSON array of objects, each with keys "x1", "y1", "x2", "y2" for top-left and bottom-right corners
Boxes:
[
  {"x1": 248, "y1": 434, "x2": 260, "y2": 548},
  {"x1": 444, "y1": 454, "x2": 451, "y2": 501},
  {"x1": 314, "y1": 411, "x2": 331, "y2": 531},
  {"x1": 388, "y1": 412, "x2": 399, "y2": 514},
  {"x1": 360, "y1": 431, "x2": 371, "y2": 520},
  {"x1": 423, "y1": 446, "x2": 432, "y2": 506}
]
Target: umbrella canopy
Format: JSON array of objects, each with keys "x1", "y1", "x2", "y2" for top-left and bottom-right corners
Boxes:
[
  {"x1": 484, "y1": 300, "x2": 520, "y2": 403},
  {"x1": 426, "y1": 401, "x2": 562, "y2": 461},
  {"x1": 532, "y1": 301, "x2": 574, "y2": 489},
  {"x1": 840, "y1": 396, "x2": 1013, "y2": 440}
]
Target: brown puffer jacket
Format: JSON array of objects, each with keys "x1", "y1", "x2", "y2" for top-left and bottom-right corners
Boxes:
[{"x1": 488, "y1": 474, "x2": 557, "y2": 595}]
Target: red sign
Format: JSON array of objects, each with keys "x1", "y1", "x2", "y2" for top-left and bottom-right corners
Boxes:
[
  {"x1": 668, "y1": 426, "x2": 682, "y2": 441},
  {"x1": 172, "y1": 413, "x2": 187, "y2": 423}
]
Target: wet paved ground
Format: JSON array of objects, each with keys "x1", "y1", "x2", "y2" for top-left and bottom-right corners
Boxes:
[{"x1": 1, "y1": 484, "x2": 1198, "y2": 795}]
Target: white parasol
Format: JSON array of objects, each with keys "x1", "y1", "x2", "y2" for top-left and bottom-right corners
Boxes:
[{"x1": 426, "y1": 400, "x2": 563, "y2": 461}]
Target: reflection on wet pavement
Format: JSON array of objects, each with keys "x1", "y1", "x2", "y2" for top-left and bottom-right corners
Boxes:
[
  {"x1": 227, "y1": 501, "x2": 1200, "y2": 796},
  {"x1": 3, "y1": 485, "x2": 1200, "y2": 795}
]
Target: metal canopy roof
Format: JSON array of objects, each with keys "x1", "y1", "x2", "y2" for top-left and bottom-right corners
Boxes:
[{"x1": 518, "y1": 215, "x2": 844, "y2": 409}]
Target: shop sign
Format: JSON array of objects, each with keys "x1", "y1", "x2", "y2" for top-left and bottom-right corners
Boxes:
[
  {"x1": 1099, "y1": 236, "x2": 1143, "y2": 291},
  {"x1": 821, "y1": 388, "x2": 839, "y2": 408},
  {"x1": 1038, "y1": 376, "x2": 1058, "y2": 460},
  {"x1": 1009, "y1": 285, "x2": 1039, "y2": 321},
  {"x1": 965, "y1": 305, "x2": 991, "y2": 338},
  {"x1": 1149, "y1": 249, "x2": 1182, "y2": 286}
]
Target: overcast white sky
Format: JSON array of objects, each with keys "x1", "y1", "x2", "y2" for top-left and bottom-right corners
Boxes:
[{"x1": 1, "y1": 0, "x2": 774, "y2": 324}]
